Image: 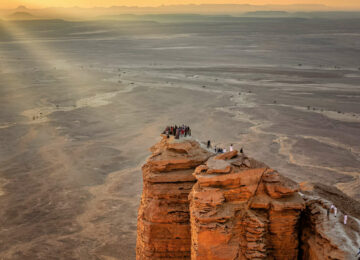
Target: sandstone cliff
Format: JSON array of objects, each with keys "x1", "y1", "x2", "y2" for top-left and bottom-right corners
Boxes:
[
  {"x1": 189, "y1": 151, "x2": 304, "y2": 259},
  {"x1": 136, "y1": 136, "x2": 360, "y2": 260},
  {"x1": 136, "y1": 135, "x2": 212, "y2": 259}
]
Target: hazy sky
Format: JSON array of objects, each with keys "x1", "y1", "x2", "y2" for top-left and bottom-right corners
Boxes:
[{"x1": 2, "y1": 0, "x2": 360, "y2": 9}]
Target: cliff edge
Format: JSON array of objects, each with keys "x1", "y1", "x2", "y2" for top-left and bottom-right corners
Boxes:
[
  {"x1": 136, "y1": 136, "x2": 360, "y2": 259},
  {"x1": 189, "y1": 151, "x2": 304, "y2": 259}
]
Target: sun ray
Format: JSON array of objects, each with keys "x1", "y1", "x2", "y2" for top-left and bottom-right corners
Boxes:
[{"x1": 0, "y1": 19, "x2": 126, "y2": 125}]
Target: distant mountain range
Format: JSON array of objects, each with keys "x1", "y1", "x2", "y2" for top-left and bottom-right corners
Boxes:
[
  {"x1": 7, "y1": 11, "x2": 36, "y2": 20},
  {"x1": 1, "y1": 4, "x2": 360, "y2": 21},
  {"x1": 244, "y1": 11, "x2": 290, "y2": 16}
]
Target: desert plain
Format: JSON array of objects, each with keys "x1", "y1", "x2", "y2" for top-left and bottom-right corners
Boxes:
[{"x1": 0, "y1": 17, "x2": 359, "y2": 259}]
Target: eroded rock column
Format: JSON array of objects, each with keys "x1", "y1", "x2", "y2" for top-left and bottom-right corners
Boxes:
[{"x1": 136, "y1": 135, "x2": 211, "y2": 259}]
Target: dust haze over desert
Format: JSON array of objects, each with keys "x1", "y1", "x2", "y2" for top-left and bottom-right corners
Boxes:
[{"x1": 0, "y1": 2, "x2": 360, "y2": 259}]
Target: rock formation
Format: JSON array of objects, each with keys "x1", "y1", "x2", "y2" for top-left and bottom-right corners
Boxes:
[
  {"x1": 189, "y1": 151, "x2": 305, "y2": 259},
  {"x1": 136, "y1": 135, "x2": 212, "y2": 259},
  {"x1": 136, "y1": 136, "x2": 360, "y2": 260},
  {"x1": 299, "y1": 183, "x2": 360, "y2": 260}
]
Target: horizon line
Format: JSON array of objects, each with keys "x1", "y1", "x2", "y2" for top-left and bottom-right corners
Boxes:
[
  {"x1": 3, "y1": 3, "x2": 359, "y2": 9},
  {"x1": 2, "y1": 3, "x2": 360, "y2": 14}
]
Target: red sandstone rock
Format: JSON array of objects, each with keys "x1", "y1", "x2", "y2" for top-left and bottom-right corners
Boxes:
[
  {"x1": 136, "y1": 136, "x2": 211, "y2": 259},
  {"x1": 189, "y1": 153, "x2": 305, "y2": 260},
  {"x1": 214, "y1": 150, "x2": 238, "y2": 160},
  {"x1": 137, "y1": 137, "x2": 359, "y2": 260}
]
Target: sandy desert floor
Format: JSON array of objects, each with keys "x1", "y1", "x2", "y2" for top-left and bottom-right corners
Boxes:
[{"x1": 0, "y1": 18, "x2": 359, "y2": 259}]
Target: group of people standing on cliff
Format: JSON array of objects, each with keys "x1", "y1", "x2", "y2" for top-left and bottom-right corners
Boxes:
[
  {"x1": 207, "y1": 141, "x2": 243, "y2": 154},
  {"x1": 162, "y1": 126, "x2": 244, "y2": 154},
  {"x1": 162, "y1": 125, "x2": 191, "y2": 139}
]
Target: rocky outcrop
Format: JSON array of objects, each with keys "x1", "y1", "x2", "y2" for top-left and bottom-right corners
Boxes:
[
  {"x1": 299, "y1": 184, "x2": 360, "y2": 260},
  {"x1": 136, "y1": 135, "x2": 211, "y2": 259},
  {"x1": 189, "y1": 152, "x2": 305, "y2": 259},
  {"x1": 136, "y1": 137, "x2": 360, "y2": 260}
]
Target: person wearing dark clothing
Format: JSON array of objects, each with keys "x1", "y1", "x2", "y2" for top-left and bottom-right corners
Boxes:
[
  {"x1": 356, "y1": 248, "x2": 360, "y2": 257},
  {"x1": 207, "y1": 140, "x2": 211, "y2": 148},
  {"x1": 163, "y1": 126, "x2": 169, "y2": 135},
  {"x1": 240, "y1": 148, "x2": 243, "y2": 154},
  {"x1": 175, "y1": 129, "x2": 180, "y2": 139}
]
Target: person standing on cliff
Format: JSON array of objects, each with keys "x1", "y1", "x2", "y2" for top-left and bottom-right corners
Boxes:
[
  {"x1": 240, "y1": 148, "x2": 243, "y2": 154},
  {"x1": 207, "y1": 140, "x2": 211, "y2": 148},
  {"x1": 162, "y1": 126, "x2": 167, "y2": 134},
  {"x1": 356, "y1": 248, "x2": 360, "y2": 257},
  {"x1": 330, "y1": 205, "x2": 336, "y2": 217},
  {"x1": 327, "y1": 208, "x2": 330, "y2": 219},
  {"x1": 175, "y1": 128, "x2": 180, "y2": 139},
  {"x1": 230, "y1": 144, "x2": 233, "y2": 152}
]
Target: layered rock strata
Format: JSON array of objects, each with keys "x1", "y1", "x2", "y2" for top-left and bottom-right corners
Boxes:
[
  {"x1": 136, "y1": 135, "x2": 211, "y2": 259},
  {"x1": 137, "y1": 137, "x2": 360, "y2": 260},
  {"x1": 189, "y1": 151, "x2": 305, "y2": 259}
]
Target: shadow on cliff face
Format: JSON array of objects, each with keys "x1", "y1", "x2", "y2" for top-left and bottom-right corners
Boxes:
[
  {"x1": 298, "y1": 183, "x2": 360, "y2": 259},
  {"x1": 312, "y1": 183, "x2": 360, "y2": 219}
]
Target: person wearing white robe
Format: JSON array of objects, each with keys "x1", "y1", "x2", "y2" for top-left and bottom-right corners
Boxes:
[
  {"x1": 230, "y1": 144, "x2": 233, "y2": 152},
  {"x1": 344, "y1": 215, "x2": 348, "y2": 225}
]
